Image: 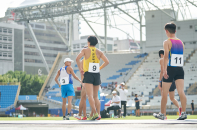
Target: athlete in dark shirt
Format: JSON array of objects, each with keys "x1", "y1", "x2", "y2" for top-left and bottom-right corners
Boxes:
[{"x1": 191, "y1": 100, "x2": 194, "y2": 115}]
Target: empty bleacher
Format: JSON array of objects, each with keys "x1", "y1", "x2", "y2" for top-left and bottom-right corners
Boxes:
[
  {"x1": 0, "y1": 85, "x2": 19, "y2": 108},
  {"x1": 126, "y1": 49, "x2": 195, "y2": 106}
]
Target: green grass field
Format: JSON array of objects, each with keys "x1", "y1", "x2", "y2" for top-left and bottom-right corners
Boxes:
[{"x1": 0, "y1": 115, "x2": 197, "y2": 121}]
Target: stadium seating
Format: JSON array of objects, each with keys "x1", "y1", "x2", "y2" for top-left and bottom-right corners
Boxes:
[
  {"x1": 126, "y1": 49, "x2": 196, "y2": 105},
  {"x1": 0, "y1": 85, "x2": 19, "y2": 108},
  {"x1": 44, "y1": 53, "x2": 146, "y2": 98}
]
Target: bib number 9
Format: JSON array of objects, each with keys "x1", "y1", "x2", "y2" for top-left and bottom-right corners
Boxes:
[
  {"x1": 171, "y1": 54, "x2": 183, "y2": 67},
  {"x1": 88, "y1": 63, "x2": 99, "y2": 73}
]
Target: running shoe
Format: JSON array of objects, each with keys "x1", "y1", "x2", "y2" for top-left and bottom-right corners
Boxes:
[
  {"x1": 89, "y1": 116, "x2": 92, "y2": 120},
  {"x1": 154, "y1": 113, "x2": 165, "y2": 120},
  {"x1": 63, "y1": 116, "x2": 66, "y2": 120},
  {"x1": 96, "y1": 115, "x2": 101, "y2": 120},
  {"x1": 74, "y1": 114, "x2": 82, "y2": 120},
  {"x1": 66, "y1": 115, "x2": 70, "y2": 120},
  {"x1": 90, "y1": 113, "x2": 99, "y2": 120},
  {"x1": 179, "y1": 107, "x2": 182, "y2": 116},
  {"x1": 177, "y1": 112, "x2": 187, "y2": 120},
  {"x1": 82, "y1": 116, "x2": 87, "y2": 120}
]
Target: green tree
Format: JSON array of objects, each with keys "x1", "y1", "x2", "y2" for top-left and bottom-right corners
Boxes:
[{"x1": 0, "y1": 71, "x2": 47, "y2": 95}]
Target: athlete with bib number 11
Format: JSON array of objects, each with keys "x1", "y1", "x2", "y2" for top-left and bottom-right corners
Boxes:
[
  {"x1": 154, "y1": 23, "x2": 187, "y2": 120},
  {"x1": 55, "y1": 58, "x2": 82, "y2": 120},
  {"x1": 76, "y1": 36, "x2": 109, "y2": 120}
]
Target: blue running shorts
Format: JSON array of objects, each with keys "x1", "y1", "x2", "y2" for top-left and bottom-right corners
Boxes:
[{"x1": 61, "y1": 84, "x2": 75, "y2": 98}]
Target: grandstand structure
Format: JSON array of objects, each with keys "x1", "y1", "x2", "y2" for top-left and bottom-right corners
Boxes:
[
  {"x1": 6, "y1": 0, "x2": 197, "y2": 74},
  {"x1": 0, "y1": 83, "x2": 20, "y2": 114},
  {"x1": 1, "y1": 0, "x2": 197, "y2": 115}
]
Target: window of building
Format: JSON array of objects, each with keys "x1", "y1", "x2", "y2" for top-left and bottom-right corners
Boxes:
[
  {"x1": 43, "y1": 53, "x2": 57, "y2": 57},
  {"x1": 178, "y1": 26, "x2": 180, "y2": 30},
  {"x1": 35, "y1": 24, "x2": 44, "y2": 29},
  {"x1": 0, "y1": 36, "x2": 2, "y2": 40},
  {"x1": 190, "y1": 25, "x2": 193, "y2": 29},
  {"x1": 3, "y1": 37, "x2": 7, "y2": 41},
  {"x1": 25, "y1": 51, "x2": 39, "y2": 56},
  {"x1": 8, "y1": 29, "x2": 12, "y2": 34},
  {"x1": 152, "y1": 15, "x2": 154, "y2": 18},
  {"x1": 8, "y1": 45, "x2": 12, "y2": 49},
  {"x1": 46, "y1": 26, "x2": 54, "y2": 30},
  {"x1": 0, "y1": 52, "x2": 2, "y2": 57},
  {"x1": 40, "y1": 46, "x2": 67, "y2": 51},
  {"x1": 8, "y1": 37, "x2": 12, "y2": 41},
  {"x1": 8, "y1": 53, "x2": 12, "y2": 57},
  {"x1": 3, "y1": 44, "x2": 7, "y2": 49},
  {"x1": 25, "y1": 44, "x2": 36, "y2": 48},
  {"x1": 45, "y1": 34, "x2": 56, "y2": 37},
  {"x1": 46, "y1": 60, "x2": 54, "y2": 64},
  {"x1": 3, "y1": 53, "x2": 7, "y2": 57},
  {"x1": 0, "y1": 44, "x2": 2, "y2": 48},
  {"x1": 25, "y1": 59, "x2": 43, "y2": 63},
  {"x1": 76, "y1": 44, "x2": 80, "y2": 49},
  {"x1": 0, "y1": 28, "x2": 2, "y2": 32},
  {"x1": 195, "y1": 25, "x2": 197, "y2": 32},
  {"x1": 3, "y1": 28, "x2": 7, "y2": 33}
]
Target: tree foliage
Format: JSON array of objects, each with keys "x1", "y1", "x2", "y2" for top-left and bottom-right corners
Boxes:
[{"x1": 0, "y1": 71, "x2": 47, "y2": 95}]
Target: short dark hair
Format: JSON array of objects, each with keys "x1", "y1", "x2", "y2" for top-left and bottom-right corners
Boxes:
[
  {"x1": 192, "y1": 100, "x2": 194, "y2": 101},
  {"x1": 135, "y1": 94, "x2": 137, "y2": 96},
  {"x1": 87, "y1": 36, "x2": 98, "y2": 46},
  {"x1": 159, "y1": 49, "x2": 164, "y2": 58},
  {"x1": 164, "y1": 23, "x2": 176, "y2": 34}
]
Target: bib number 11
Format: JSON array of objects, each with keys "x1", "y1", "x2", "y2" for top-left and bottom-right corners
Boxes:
[{"x1": 171, "y1": 54, "x2": 183, "y2": 67}]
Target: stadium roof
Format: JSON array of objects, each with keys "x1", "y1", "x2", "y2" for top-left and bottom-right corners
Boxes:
[{"x1": 8, "y1": 0, "x2": 64, "y2": 9}]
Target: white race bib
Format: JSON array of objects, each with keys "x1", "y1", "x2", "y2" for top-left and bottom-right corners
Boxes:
[
  {"x1": 60, "y1": 77, "x2": 69, "y2": 85},
  {"x1": 171, "y1": 54, "x2": 183, "y2": 67},
  {"x1": 88, "y1": 63, "x2": 100, "y2": 73}
]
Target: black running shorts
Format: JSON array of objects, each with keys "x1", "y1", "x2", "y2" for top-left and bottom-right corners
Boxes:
[
  {"x1": 136, "y1": 106, "x2": 140, "y2": 110},
  {"x1": 161, "y1": 80, "x2": 176, "y2": 92},
  {"x1": 83, "y1": 72, "x2": 101, "y2": 86},
  {"x1": 162, "y1": 66, "x2": 184, "y2": 82}
]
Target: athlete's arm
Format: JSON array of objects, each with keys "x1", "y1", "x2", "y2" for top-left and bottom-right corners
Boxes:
[
  {"x1": 163, "y1": 40, "x2": 170, "y2": 79},
  {"x1": 67, "y1": 66, "x2": 82, "y2": 84},
  {"x1": 99, "y1": 51, "x2": 109, "y2": 70},
  {"x1": 158, "y1": 59, "x2": 163, "y2": 90},
  {"x1": 55, "y1": 70, "x2": 61, "y2": 87},
  {"x1": 80, "y1": 60, "x2": 84, "y2": 81},
  {"x1": 76, "y1": 49, "x2": 85, "y2": 74}
]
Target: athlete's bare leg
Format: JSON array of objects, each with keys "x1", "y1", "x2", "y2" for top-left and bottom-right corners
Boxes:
[
  {"x1": 169, "y1": 91, "x2": 179, "y2": 108},
  {"x1": 93, "y1": 85, "x2": 100, "y2": 115},
  {"x1": 161, "y1": 82, "x2": 171, "y2": 115},
  {"x1": 175, "y1": 79, "x2": 186, "y2": 112},
  {"x1": 84, "y1": 83, "x2": 96, "y2": 114},
  {"x1": 79, "y1": 86, "x2": 86, "y2": 116},
  {"x1": 62, "y1": 98, "x2": 67, "y2": 116},
  {"x1": 67, "y1": 96, "x2": 73, "y2": 114}
]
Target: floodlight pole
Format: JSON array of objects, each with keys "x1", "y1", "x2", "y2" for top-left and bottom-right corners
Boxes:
[
  {"x1": 26, "y1": 21, "x2": 49, "y2": 74},
  {"x1": 69, "y1": 14, "x2": 73, "y2": 56},
  {"x1": 104, "y1": 1, "x2": 107, "y2": 53}
]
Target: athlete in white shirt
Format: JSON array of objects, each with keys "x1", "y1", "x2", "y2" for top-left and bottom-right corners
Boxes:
[{"x1": 115, "y1": 82, "x2": 128, "y2": 117}]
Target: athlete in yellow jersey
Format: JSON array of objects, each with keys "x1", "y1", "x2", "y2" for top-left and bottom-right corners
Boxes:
[{"x1": 76, "y1": 36, "x2": 109, "y2": 120}]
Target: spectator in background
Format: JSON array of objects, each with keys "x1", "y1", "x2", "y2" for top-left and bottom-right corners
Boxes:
[
  {"x1": 106, "y1": 91, "x2": 121, "y2": 118},
  {"x1": 191, "y1": 100, "x2": 194, "y2": 115},
  {"x1": 115, "y1": 82, "x2": 128, "y2": 117},
  {"x1": 135, "y1": 94, "x2": 142, "y2": 117}
]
